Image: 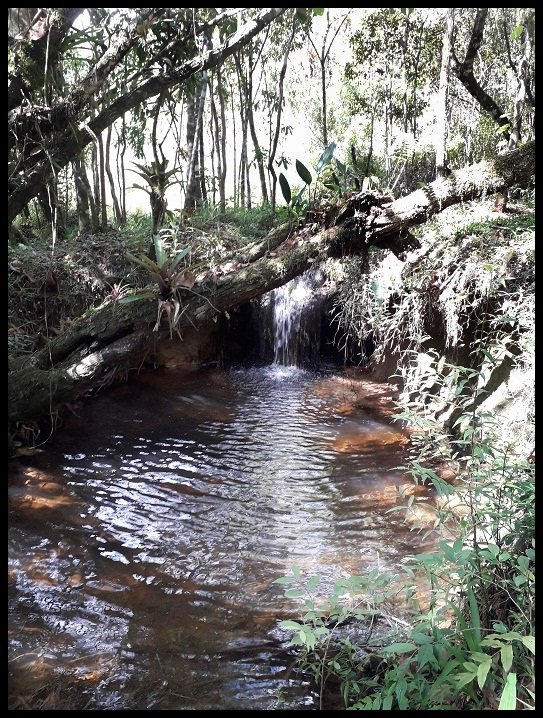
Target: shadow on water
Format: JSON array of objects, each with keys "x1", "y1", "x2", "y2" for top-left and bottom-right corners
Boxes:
[{"x1": 8, "y1": 366, "x2": 436, "y2": 710}]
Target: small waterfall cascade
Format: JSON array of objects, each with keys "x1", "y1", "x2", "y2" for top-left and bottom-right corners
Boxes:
[{"x1": 259, "y1": 269, "x2": 325, "y2": 367}]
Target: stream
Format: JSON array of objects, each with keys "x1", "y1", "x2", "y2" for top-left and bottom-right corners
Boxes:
[{"x1": 8, "y1": 365, "x2": 434, "y2": 710}]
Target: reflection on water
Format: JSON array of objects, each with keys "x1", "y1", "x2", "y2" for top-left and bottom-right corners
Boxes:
[{"x1": 8, "y1": 367, "x2": 433, "y2": 710}]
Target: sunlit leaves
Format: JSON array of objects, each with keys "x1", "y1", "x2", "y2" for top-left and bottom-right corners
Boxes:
[
  {"x1": 520, "y1": 635, "x2": 535, "y2": 655},
  {"x1": 381, "y1": 642, "x2": 417, "y2": 654},
  {"x1": 498, "y1": 672, "x2": 517, "y2": 710},
  {"x1": 316, "y1": 141, "x2": 336, "y2": 173},
  {"x1": 500, "y1": 644, "x2": 513, "y2": 674},
  {"x1": 510, "y1": 23, "x2": 524, "y2": 41}
]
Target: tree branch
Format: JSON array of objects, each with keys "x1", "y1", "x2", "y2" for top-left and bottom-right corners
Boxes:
[
  {"x1": 8, "y1": 7, "x2": 289, "y2": 224},
  {"x1": 451, "y1": 8, "x2": 511, "y2": 140}
]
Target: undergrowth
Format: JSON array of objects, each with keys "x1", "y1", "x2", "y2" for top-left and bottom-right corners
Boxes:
[{"x1": 277, "y1": 198, "x2": 534, "y2": 710}]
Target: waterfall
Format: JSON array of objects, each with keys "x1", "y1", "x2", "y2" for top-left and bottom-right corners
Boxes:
[
  {"x1": 272, "y1": 274, "x2": 312, "y2": 365},
  {"x1": 259, "y1": 269, "x2": 325, "y2": 367}
]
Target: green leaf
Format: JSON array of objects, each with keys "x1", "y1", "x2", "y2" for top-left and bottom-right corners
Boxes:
[
  {"x1": 118, "y1": 290, "x2": 154, "y2": 304},
  {"x1": 481, "y1": 638, "x2": 507, "y2": 649},
  {"x1": 303, "y1": 627, "x2": 316, "y2": 649},
  {"x1": 273, "y1": 576, "x2": 295, "y2": 585},
  {"x1": 510, "y1": 23, "x2": 524, "y2": 41},
  {"x1": 312, "y1": 8, "x2": 325, "y2": 16},
  {"x1": 279, "y1": 620, "x2": 302, "y2": 630},
  {"x1": 314, "y1": 626, "x2": 329, "y2": 637},
  {"x1": 295, "y1": 159, "x2": 313, "y2": 185},
  {"x1": 521, "y1": 635, "x2": 535, "y2": 654},
  {"x1": 153, "y1": 234, "x2": 165, "y2": 268},
  {"x1": 131, "y1": 183, "x2": 153, "y2": 196},
  {"x1": 285, "y1": 588, "x2": 303, "y2": 598},
  {"x1": 488, "y1": 631, "x2": 523, "y2": 642},
  {"x1": 456, "y1": 671, "x2": 476, "y2": 689},
  {"x1": 500, "y1": 644, "x2": 513, "y2": 673},
  {"x1": 411, "y1": 632, "x2": 433, "y2": 645},
  {"x1": 433, "y1": 659, "x2": 460, "y2": 689},
  {"x1": 316, "y1": 142, "x2": 337, "y2": 173},
  {"x1": 335, "y1": 158, "x2": 346, "y2": 176},
  {"x1": 477, "y1": 660, "x2": 491, "y2": 690},
  {"x1": 467, "y1": 587, "x2": 482, "y2": 649},
  {"x1": 498, "y1": 672, "x2": 517, "y2": 710},
  {"x1": 486, "y1": 543, "x2": 500, "y2": 558},
  {"x1": 382, "y1": 694, "x2": 393, "y2": 711},
  {"x1": 291, "y1": 186, "x2": 307, "y2": 209},
  {"x1": 278, "y1": 173, "x2": 292, "y2": 204},
  {"x1": 306, "y1": 575, "x2": 321, "y2": 590},
  {"x1": 126, "y1": 252, "x2": 161, "y2": 274},
  {"x1": 382, "y1": 642, "x2": 417, "y2": 654},
  {"x1": 132, "y1": 161, "x2": 155, "y2": 177},
  {"x1": 416, "y1": 643, "x2": 436, "y2": 670},
  {"x1": 170, "y1": 246, "x2": 191, "y2": 272},
  {"x1": 492, "y1": 622, "x2": 508, "y2": 634}
]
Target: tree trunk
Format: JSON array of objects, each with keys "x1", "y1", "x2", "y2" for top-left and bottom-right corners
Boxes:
[
  {"x1": 209, "y1": 79, "x2": 222, "y2": 209},
  {"x1": 247, "y1": 70, "x2": 268, "y2": 204},
  {"x1": 305, "y1": 9, "x2": 349, "y2": 150},
  {"x1": 235, "y1": 53, "x2": 249, "y2": 209},
  {"x1": 208, "y1": 110, "x2": 217, "y2": 205},
  {"x1": 8, "y1": 141, "x2": 534, "y2": 428},
  {"x1": 37, "y1": 183, "x2": 66, "y2": 240},
  {"x1": 231, "y1": 81, "x2": 238, "y2": 208},
  {"x1": 268, "y1": 26, "x2": 296, "y2": 214},
  {"x1": 363, "y1": 113, "x2": 374, "y2": 187},
  {"x1": 91, "y1": 143, "x2": 101, "y2": 228},
  {"x1": 73, "y1": 158, "x2": 91, "y2": 232},
  {"x1": 105, "y1": 124, "x2": 122, "y2": 224},
  {"x1": 435, "y1": 9, "x2": 455, "y2": 178},
  {"x1": 184, "y1": 74, "x2": 207, "y2": 212},
  {"x1": 97, "y1": 131, "x2": 108, "y2": 229},
  {"x1": 217, "y1": 68, "x2": 227, "y2": 215},
  {"x1": 320, "y1": 57, "x2": 328, "y2": 148},
  {"x1": 8, "y1": 8, "x2": 83, "y2": 111},
  {"x1": 198, "y1": 122, "x2": 207, "y2": 204},
  {"x1": 508, "y1": 8, "x2": 534, "y2": 150},
  {"x1": 116, "y1": 115, "x2": 127, "y2": 224}
]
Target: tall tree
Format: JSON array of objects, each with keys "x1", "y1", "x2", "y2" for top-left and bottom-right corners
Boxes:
[
  {"x1": 184, "y1": 74, "x2": 207, "y2": 212},
  {"x1": 246, "y1": 43, "x2": 270, "y2": 204},
  {"x1": 216, "y1": 67, "x2": 228, "y2": 214},
  {"x1": 305, "y1": 10, "x2": 349, "y2": 148},
  {"x1": 267, "y1": 22, "x2": 297, "y2": 213},
  {"x1": 435, "y1": 9, "x2": 455, "y2": 178}
]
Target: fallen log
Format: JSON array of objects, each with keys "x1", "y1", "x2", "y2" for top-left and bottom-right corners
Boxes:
[{"x1": 8, "y1": 141, "x2": 534, "y2": 427}]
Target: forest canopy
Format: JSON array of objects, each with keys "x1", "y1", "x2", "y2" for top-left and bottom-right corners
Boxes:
[{"x1": 8, "y1": 7, "x2": 534, "y2": 229}]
